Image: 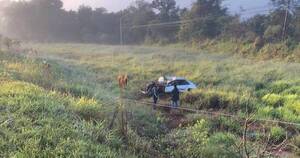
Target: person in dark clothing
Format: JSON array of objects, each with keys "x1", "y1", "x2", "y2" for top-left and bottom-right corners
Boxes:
[
  {"x1": 147, "y1": 81, "x2": 156, "y2": 96},
  {"x1": 171, "y1": 84, "x2": 180, "y2": 108},
  {"x1": 151, "y1": 83, "x2": 159, "y2": 109}
]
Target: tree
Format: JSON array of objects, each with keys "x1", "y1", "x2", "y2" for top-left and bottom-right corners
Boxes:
[
  {"x1": 78, "y1": 5, "x2": 96, "y2": 42},
  {"x1": 121, "y1": 0, "x2": 155, "y2": 44},
  {"x1": 268, "y1": 0, "x2": 300, "y2": 40},
  {"x1": 264, "y1": 25, "x2": 282, "y2": 42},
  {"x1": 246, "y1": 15, "x2": 269, "y2": 37},
  {"x1": 293, "y1": 5, "x2": 300, "y2": 41},
  {"x1": 148, "y1": 0, "x2": 180, "y2": 43},
  {"x1": 178, "y1": 0, "x2": 229, "y2": 41}
]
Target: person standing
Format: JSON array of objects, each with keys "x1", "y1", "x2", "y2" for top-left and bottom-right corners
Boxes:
[
  {"x1": 171, "y1": 84, "x2": 180, "y2": 108},
  {"x1": 151, "y1": 83, "x2": 159, "y2": 109}
]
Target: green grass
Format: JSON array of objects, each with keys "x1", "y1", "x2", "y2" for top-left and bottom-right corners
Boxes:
[
  {"x1": 1, "y1": 43, "x2": 300, "y2": 157},
  {"x1": 0, "y1": 81, "x2": 123, "y2": 157},
  {"x1": 27, "y1": 43, "x2": 300, "y2": 120}
]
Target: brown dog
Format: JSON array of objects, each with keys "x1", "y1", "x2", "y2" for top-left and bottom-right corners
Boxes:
[{"x1": 118, "y1": 74, "x2": 128, "y2": 89}]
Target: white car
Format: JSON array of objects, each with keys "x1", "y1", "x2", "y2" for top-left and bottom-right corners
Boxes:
[{"x1": 162, "y1": 77, "x2": 197, "y2": 93}]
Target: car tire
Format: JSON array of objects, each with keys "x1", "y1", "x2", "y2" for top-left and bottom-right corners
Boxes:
[{"x1": 188, "y1": 88, "x2": 191, "y2": 92}]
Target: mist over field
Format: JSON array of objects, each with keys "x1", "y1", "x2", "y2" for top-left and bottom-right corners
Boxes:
[{"x1": 0, "y1": 0, "x2": 299, "y2": 157}]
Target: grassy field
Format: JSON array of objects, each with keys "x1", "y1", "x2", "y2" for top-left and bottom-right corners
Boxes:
[{"x1": 0, "y1": 43, "x2": 299, "y2": 157}]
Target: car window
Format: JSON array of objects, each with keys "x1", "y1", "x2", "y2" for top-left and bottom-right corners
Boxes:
[
  {"x1": 168, "y1": 80, "x2": 189, "y2": 86},
  {"x1": 177, "y1": 80, "x2": 189, "y2": 85},
  {"x1": 168, "y1": 81, "x2": 176, "y2": 86}
]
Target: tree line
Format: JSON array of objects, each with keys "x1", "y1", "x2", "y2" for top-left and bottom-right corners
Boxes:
[{"x1": 0, "y1": 0, "x2": 300, "y2": 45}]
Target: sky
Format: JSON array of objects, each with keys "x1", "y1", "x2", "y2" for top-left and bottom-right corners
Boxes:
[{"x1": 62, "y1": 0, "x2": 272, "y2": 16}]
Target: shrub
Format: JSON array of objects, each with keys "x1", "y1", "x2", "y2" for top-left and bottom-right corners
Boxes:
[
  {"x1": 292, "y1": 135, "x2": 300, "y2": 156},
  {"x1": 73, "y1": 97, "x2": 103, "y2": 120},
  {"x1": 263, "y1": 25, "x2": 282, "y2": 42},
  {"x1": 209, "y1": 117, "x2": 242, "y2": 134},
  {"x1": 201, "y1": 132, "x2": 240, "y2": 158},
  {"x1": 158, "y1": 119, "x2": 209, "y2": 158},
  {"x1": 277, "y1": 107, "x2": 300, "y2": 123},
  {"x1": 270, "y1": 126, "x2": 286, "y2": 144},
  {"x1": 269, "y1": 81, "x2": 291, "y2": 94},
  {"x1": 283, "y1": 94, "x2": 300, "y2": 113},
  {"x1": 262, "y1": 93, "x2": 284, "y2": 107},
  {"x1": 57, "y1": 84, "x2": 93, "y2": 98},
  {"x1": 282, "y1": 86, "x2": 300, "y2": 95},
  {"x1": 129, "y1": 109, "x2": 166, "y2": 139},
  {"x1": 182, "y1": 89, "x2": 240, "y2": 110},
  {"x1": 257, "y1": 106, "x2": 283, "y2": 119}
]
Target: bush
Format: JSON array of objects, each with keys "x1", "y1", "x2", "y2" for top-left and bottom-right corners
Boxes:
[
  {"x1": 262, "y1": 93, "x2": 284, "y2": 107},
  {"x1": 182, "y1": 89, "x2": 240, "y2": 110},
  {"x1": 209, "y1": 117, "x2": 242, "y2": 134},
  {"x1": 158, "y1": 119, "x2": 209, "y2": 158},
  {"x1": 201, "y1": 132, "x2": 240, "y2": 158},
  {"x1": 257, "y1": 106, "x2": 283, "y2": 119},
  {"x1": 57, "y1": 84, "x2": 93, "y2": 98},
  {"x1": 292, "y1": 135, "x2": 300, "y2": 156},
  {"x1": 270, "y1": 126, "x2": 286, "y2": 144},
  {"x1": 160, "y1": 120, "x2": 241, "y2": 158},
  {"x1": 269, "y1": 81, "x2": 291, "y2": 94},
  {"x1": 263, "y1": 25, "x2": 282, "y2": 42},
  {"x1": 129, "y1": 109, "x2": 166, "y2": 139},
  {"x1": 73, "y1": 97, "x2": 103, "y2": 120}
]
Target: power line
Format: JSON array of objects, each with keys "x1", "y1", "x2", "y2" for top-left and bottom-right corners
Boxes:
[
  {"x1": 120, "y1": 97, "x2": 300, "y2": 127},
  {"x1": 101, "y1": 93, "x2": 300, "y2": 126},
  {"x1": 124, "y1": 8, "x2": 273, "y2": 29},
  {"x1": 124, "y1": 3, "x2": 300, "y2": 30}
]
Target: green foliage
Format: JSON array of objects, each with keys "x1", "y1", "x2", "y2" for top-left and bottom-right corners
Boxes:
[
  {"x1": 178, "y1": 0, "x2": 228, "y2": 41},
  {"x1": 269, "y1": 81, "x2": 291, "y2": 94},
  {"x1": 182, "y1": 89, "x2": 240, "y2": 110},
  {"x1": 270, "y1": 126, "x2": 286, "y2": 144},
  {"x1": 209, "y1": 116, "x2": 242, "y2": 134},
  {"x1": 292, "y1": 135, "x2": 300, "y2": 156},
  {"x1": 262, "y1": 93, "x2": 284, "y2": 107},
  {"x1": 0, "y1": 81, "x2": 123, "y2": 157},
  {"x1": 2, "y1": 42, "x2": 300, "y2": 156},
  {"x1": 73, "y1": 97, "x2": 104, "y2": 120},
  {"x1": 169, "y1": 119, "x2": 209, "y2": 158},
  {"x1": 129, "y1": 108, "x2": 166, "y2": 138},
  {"x1": 202, "y1": 132, "x2": 240, "y2": 158},
  {"x1": 263, "y1": 25, "x2": 282, "y2": 42},
  {"x1": 157, "y1": 120, "x2": 241, "y2": 158}
]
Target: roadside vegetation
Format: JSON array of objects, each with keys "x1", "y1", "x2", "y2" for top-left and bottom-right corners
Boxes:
[
  {"x1": 16, "y1": 42, "x2": 299, "y2": 157},
  {"x1": 1, "y1": 0, "x2": 300, "y2": 62},
  {"x1": 0, "y1": 0, "x2": 299, "y2": 157}
]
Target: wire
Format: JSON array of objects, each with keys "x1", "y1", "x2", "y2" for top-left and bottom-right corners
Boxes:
[
  {"x1": 124, "y1": 8, "x2": 275, "y2": 29},
  {"x1": 121, "y1": 97, "x2": 300, "y2": 127},
  {"x1": 240, "y1": 5, "x2": 272, "y2": 12},
  {"x1": 124, "y1": 3, "x2": 300, "y2": 30}
]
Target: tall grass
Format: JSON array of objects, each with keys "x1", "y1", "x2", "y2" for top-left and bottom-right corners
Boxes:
[{"x1": 3, "y1": 43, "x2": 299, "y2": 157}]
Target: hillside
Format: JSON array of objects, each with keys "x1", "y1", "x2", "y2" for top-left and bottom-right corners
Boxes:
[{"x1": 0, "y1": 43, "x2": 299, "y2": 157}]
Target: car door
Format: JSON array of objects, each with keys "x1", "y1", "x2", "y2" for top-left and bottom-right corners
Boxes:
[
  {"x1": 165, "y1": 81, "x2": 175, "y2": 93},
  {"x1": 176, "y1": 80, "x2": 190, "y2": 92}
]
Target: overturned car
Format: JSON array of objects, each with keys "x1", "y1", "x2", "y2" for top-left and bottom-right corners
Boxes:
[{"x1": 141, "y1": 76, "x2": 197, "y2": 96}]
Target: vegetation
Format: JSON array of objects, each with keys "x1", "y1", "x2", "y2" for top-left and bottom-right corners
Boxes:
[
  {"x1": 0, "y1": 0, "x2": 299, "y2": 157},
  {"x1": 0, "y1": 0, "x2": 300, "y2": 47},
  {"x1": 4, "y1": 42, "x2": 294, "y2": 157}
]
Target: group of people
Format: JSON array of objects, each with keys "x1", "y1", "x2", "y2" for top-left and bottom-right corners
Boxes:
[{"x1": 150, "y1": 82, "x2": 180, "y2": 110}]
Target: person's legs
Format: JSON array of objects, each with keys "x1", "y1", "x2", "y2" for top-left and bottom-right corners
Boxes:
[
  {"x1": 175, "y1": 100, "x2": 179, "y2": 107},
  {"x1": 153, "y1": 97, "x2": 157, "y2": 109},
  {"x1": 172, "y1": 100, "x2": 177, "y2": 108},
  {"x1": 176, "y1": 100, "x2": 179, "y2": 108}
]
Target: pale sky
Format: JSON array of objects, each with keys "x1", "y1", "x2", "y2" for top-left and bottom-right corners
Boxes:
[{"x1": 62, "y1": 0, "x2": 271, "y2": 16}]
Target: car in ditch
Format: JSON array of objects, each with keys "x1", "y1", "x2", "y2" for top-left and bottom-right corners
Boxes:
[{"x1": 141, "y1": 76, "x2": 197, "y2": 96}]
